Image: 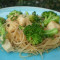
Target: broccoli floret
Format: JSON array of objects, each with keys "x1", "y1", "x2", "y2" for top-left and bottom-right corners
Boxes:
[
  {"x1": 0, "y1": 23, "x2": 7, "y2": 44},
  {"x1": 41, "y1": 11, "x2": 60, "y2": 26},
  {"x1": 0, "y1": 23, "x2": 5, "y2": 35},
  {"x1": 25, "y1": 11, "x2": 29, "y2": 15},
  {"x1": 0, "y1": 17, "x2": 6, "y2": 24},
  {"x1": 7, "y1": 10, "x2": 22, "y2": 21},
  {"x1": 27, "y1": 34, "x2": 42, "y2": 45},
  {"x1": 42, "y1": 11, "x2": 57, "y2": 18},
  {"x1": 24, "y1": 23, "x2": 44, "y2": 45},
  {"x1": 24, "y1": 23, "x2": 58, "y2": 45},
  {"x1": 29, "y1": 11, "x2": 40, "y2": 22},
  {"x1": 0, "y1": 17, "x2": 6, "y2": 36},
  {"x1": 44, "y1": 28, "x2": 58, "y2": 37}
]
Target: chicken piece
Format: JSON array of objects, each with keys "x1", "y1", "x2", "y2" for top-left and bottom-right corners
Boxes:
[
  {"x1": 26, "y1": 17, "x2": 32, "y2": 26},
  {"x1": 0, "y1": 38, "x2": 14, "y2": 52},
  {"x1": 47, "y1": 21, "x2": 60, "y2": 30},
  {"x1": 6, "y1": 21, "x2": 18, "y2": 33},
  {"x1": 17, "y1": 15, "x2": 32, "y2": 26},
  {"x1": 17, "y1": 15, "x2": 26, "y2": 26}
]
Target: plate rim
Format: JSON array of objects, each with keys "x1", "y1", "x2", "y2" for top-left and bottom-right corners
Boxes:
[{"x1": 0, "y1": 6, "x2": 60, "y2": 13}]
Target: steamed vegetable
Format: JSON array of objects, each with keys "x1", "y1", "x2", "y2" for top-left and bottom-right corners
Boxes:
[
  {"x1": 0, "y1": 17, "x2": 6, "y2": 24},
  {"x1": 29, "y1": 11, "x2": 40, "y2": 22},
  {"x1": 29, "y1": 11, "x2": 44, "y2": 28},
  {"x1": 24, "y1": 24, "x2": 44, "y2": 45},
  {"x1": 0, "y1": 23, "x2": 6, "y2": 44},
  {"x1": 7, "y1": 10, "x2": 22, "y2": 21},
  {"x1": 0, "y1": 23, "x2": 5, "y2": 35},
  {"x1": 42, "y1": 11, "x2": 57, "y2": 18},
  {"x1": 25, "y1": 11, "x2": 29, "y2": 15},
  {"x1": 0, "y1": 17, "x2": 6, "y2": 44},
  {"x1": 24, "y1": 23, "x2": 58, "y2": 45},
  {"x1": 44, "y1": 28, "x2": 58, "y2": 37},
  {"x1": 0, "y1": 17, "x2": 6, "y2": 35},
  {"x1": 41, "y1": 11, "x2": 60, "y2": 26}
]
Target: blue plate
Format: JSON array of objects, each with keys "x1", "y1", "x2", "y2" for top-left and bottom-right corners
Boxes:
[{"x1": 0, "y1": 6, "x2": 60, "y2": 60}]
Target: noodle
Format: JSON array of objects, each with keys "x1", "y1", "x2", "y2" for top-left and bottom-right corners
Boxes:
[
  {"x1": 6, "y1": 28, "x2": 60, "y2": 54},
  {"x1": 1, "y1": 15, "x2": 60, "y2": 56}
]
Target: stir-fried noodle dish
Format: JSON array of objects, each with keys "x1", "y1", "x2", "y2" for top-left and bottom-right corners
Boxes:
[{"x1": 0, "y1": 10, "x2": 60, "y2": 56}]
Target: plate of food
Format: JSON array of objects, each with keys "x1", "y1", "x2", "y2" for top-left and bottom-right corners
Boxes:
[{"x1": 0, "y1": 6, "x2": 60, "y2": 60}]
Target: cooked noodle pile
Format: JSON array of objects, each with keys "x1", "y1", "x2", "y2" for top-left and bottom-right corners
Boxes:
[
  {"x1": 5, "y1": 20, "x2": 60, "y2": 55},
  {"x1": 0, "y1": 11, "x2": 60, "y2": 56}
]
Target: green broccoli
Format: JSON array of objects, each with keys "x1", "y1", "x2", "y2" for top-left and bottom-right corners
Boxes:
[
  {"x1": 41, "y1": 11, "x2": 60, "y2": 26},
  {"x1": 0, "y1": 23, "x2": 5, "y2": 35},
  {"x1": 0, "y1": 17, "x2": 6, "y2": 24},
  {"x1": 29, "y1": 11, "x2": 40, "y2": 23},
  {"x1": 42, "y1": 11, "x2": 57, "y2": 18},
  {"x1": 7, "y1": 10, "x2": 22, "y2": 21},
  {"x1": 24, "y1": 23, "x2": 44, "y2": 45},
  {"x1": 44, "y1": 28, "x2": 58, "y2": 37},
  {"x1": 25, "y1": 11, "x2": 29, "y2": 15},
  {"x1": 24, "y1": 23, "x2": 58, "y2": 45},
  {"x1": 0, "y1": 23, "x2": 7, "y2": 44},
  {"x1": 0, "y1": 17, "x2": 6, "y2": 43},
  {"x1": 0, "y1": 17, "x2": 6, "y2": 38}
]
